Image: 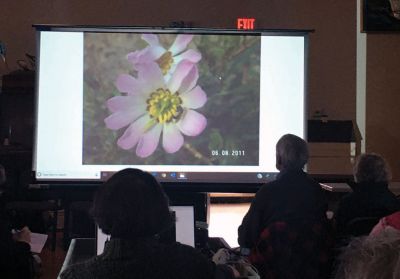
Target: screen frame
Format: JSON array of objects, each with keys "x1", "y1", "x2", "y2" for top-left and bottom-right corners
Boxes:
[{"x1": 32, "y1": 25, "x2": 310, "y2": 190}]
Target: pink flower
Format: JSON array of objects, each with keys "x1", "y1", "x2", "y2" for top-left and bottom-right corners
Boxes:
[
  {"x1": 127, "y1": 34, "x2": 201, "y2": 80},
  {"x1": 105, "y1": 61, "x2": 207, "y2": 158}
]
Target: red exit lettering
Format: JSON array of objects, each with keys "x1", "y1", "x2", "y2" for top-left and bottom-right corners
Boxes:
[{"x1": 237, "y1": 18, "x2": 255, "y2": 30}]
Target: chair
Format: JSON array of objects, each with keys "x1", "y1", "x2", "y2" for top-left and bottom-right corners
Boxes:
[
  {"x1": 249, "y1": 220, "x2": 334, "y2": 279},
  {"x1": 62, "y1": 189, "x2": 95, "y2": 250},
  {"x1": 344, "y1": 216, "x2": 380, "y2": 237}
]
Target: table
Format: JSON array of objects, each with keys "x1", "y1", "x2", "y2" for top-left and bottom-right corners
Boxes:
[{"x1": 320, "y1": 182, "x2": 400, "y2": 195}]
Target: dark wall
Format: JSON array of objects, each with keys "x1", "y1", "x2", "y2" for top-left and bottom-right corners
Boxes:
[{"x1": 0, "y1": 0, "x2": 357, "y2": 121}]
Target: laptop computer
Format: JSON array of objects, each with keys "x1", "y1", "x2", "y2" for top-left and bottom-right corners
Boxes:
[{"x1": 96, "y1": 205, "x2": 195, "y2": 254}]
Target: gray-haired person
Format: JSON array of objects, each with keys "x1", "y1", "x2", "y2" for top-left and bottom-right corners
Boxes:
[
  {"x1": 238, "y1": 134, "x2": 330, "y2": 279},
  {"x1": 335, "y1": 153, "x2": 400, "y2": 235}
]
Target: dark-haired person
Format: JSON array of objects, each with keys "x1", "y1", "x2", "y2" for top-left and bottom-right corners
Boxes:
[
  {"x1": 335, "y1": 153, "x2": 400, "y2": 236},
  {"x1": 238, "y1": 134, "x2": 331, "y2": 279},
  {"x1": 60, "y1": 168, "x2": 234, "y2": 279}
]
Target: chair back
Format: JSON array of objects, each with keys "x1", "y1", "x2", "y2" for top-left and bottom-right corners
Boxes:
[
  {"x1": 345, "y1": 217, "x2": 380, "y2": 237},
  {"x1": 249, "y1": 220, "x2": 333, "y2": 279}
]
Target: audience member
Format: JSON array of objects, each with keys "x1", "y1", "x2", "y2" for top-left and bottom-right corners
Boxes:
[
  {"x1": 335, "y1": 221, "x2": 400, "y2": 279},
  {"x1": 0, "y1": 164, "x2": 34, "y2": 279},
  {"x1": 335, "y1": 153, "x2": 400, "y2": 236},
  {"x1": 60, "y1": 168, "x2": 235, "y2": 279},
  {"x1": 238, "y1": 134, "x2": 331, "y2": 279}
]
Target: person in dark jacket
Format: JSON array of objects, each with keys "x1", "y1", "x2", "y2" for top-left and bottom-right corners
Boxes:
[
  {"x1": 238, "y1": 134, "x2": 328, "y2": 248},
  {"x1": 0, "y1": 164, "x2": 34, "y2": 279},
  {"x1": 60, "y1": 168, "x2": 234, "y2": 279},
  {"x1": 238, "y1": 134, "x2": 331, "y2": 279},
  {"x1": 335, "y1": 153, "x2": 400, "y2": 236}
]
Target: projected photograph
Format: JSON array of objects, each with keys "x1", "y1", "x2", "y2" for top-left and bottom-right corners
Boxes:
[{"x1": 82, "y1": 32, "x2": 261, "y2": 165}]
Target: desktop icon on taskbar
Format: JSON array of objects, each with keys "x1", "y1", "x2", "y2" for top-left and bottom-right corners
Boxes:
[{"x1": 178, "y1": 173, "x2": 187, "y2": 180}]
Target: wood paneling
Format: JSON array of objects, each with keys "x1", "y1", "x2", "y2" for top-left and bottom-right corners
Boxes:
[{"x1": 366, "y1": 34, "x2": 400, "y2": 180}]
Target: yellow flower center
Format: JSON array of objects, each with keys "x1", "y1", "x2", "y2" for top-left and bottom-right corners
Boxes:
[
  {"x1": 156, "y1": 51, "x2": 174, "y2": 75},
  {"x1": 146, "y1": 88, "x2": 183, "y2": 124}
]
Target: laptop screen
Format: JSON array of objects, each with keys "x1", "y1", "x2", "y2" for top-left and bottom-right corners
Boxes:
[{"x1": 96, "y1": 205, "x2": 195, "y2": 255}]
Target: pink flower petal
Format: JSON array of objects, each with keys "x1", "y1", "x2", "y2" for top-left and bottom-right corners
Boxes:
[
  {"x1": 181, "y1": 86, "x2": 207, "y2": 109},
  {"x1": 178, "y1": 110, "x2": 207, "y2": 136},
  {"x1": 142, "y1": 34, "x2": 160, "y2": 47},
  {"x1": 146, "y1": 45, "x2": 166, "y2": 61},
  {"x1": 128, "y1": 46, "x2": 165, "y2": 65},
  {"x1": 136, "y1": 124, "x2": 162, "y2": 158},
  {"x1": 167, "y1": 61, "x2": 195, "y2": 93},
  {"x1": 126, "y1": 48, "x2": 149, "y2": 68},
  {"x1": 104, "y1": 109, "x2": 145, "y2": 130},
  {"x1": 175, "y1": 49, "x2": 202, "y2": 64},
  {"x1": 106, "y1": 95, "x2": 146, "y2": 113},
  {"x1": 138, "y1": 62, "x2": 165, "y2": 93},
  {"x1": 178, "y1": 65, "x2": 199, "y2": 94},
  {"x1": 126, "y1": 49, "x2": 147, "y2": 65},
  {"x1": 162, "y1": 124, "x2": 184, "y2": 153},
  {"x1": 115, "y1": 74, "x2": 141, "y2": 95},
  {"x1": 169, "y1": 35, "x2": 194, "y2": 54},
  {"x1": 116, "y1": 115, "x2": 149, "y2": 150}
]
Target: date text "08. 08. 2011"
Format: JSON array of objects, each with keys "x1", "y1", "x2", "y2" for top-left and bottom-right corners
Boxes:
[{"x1": 211, "y1": 150, "x2": 245, "y2": 156}]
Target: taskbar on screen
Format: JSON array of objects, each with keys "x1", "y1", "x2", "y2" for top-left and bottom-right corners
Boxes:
[{"x1": 100, "y1": 171, "x2": 278, "y2": 183}]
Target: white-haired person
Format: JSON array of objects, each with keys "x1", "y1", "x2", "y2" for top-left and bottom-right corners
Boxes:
[{"x1": 335, "y1": 210, "x2": 400, "y2": 279}]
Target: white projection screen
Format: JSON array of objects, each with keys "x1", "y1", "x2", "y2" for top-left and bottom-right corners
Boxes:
[{"x1": 34, "y1": 26, "x2": 308, "y2": 186}]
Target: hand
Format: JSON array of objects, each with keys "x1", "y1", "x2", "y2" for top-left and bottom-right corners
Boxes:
[
  {"x1": 212, "y1": 248, "x2": 231, "y2": 264},
  {"x1": 12, "y1": 226, "x2": 31, "y2": 244}
]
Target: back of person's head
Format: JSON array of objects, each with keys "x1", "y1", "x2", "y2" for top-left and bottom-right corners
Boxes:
[
  {"x1": 353, "y1": 153, "x2": 391, "y2": 184},
  {"x1": 276, "y1": 134, "x2": 308, "y2": 171},
  {"x1": 336, "y1": 227, "x2": 400, "y2": 279},
  {"x1": 92, "y1": 168, "x2": 173, "y2": 239}
]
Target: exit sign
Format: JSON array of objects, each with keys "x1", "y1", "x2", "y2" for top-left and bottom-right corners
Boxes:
[{"x1": 237, "y1": 18, "x2": 255, "y2": 30}]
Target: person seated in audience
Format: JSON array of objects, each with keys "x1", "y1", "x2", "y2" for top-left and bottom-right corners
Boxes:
[
  {"x1": 0, "y1": 164, "x2": 34, "y2": 279},
  {"x1": 60, "y1": 168, "x2": 235, "y2": 279},
  {"x1": 335, "y1": 212, "x2": 400, "y2": 279},
  {"x1": 335, "y1": 153, "x2": 400, "y2": 236},
  {"x1": 370, "y1": 210, "x2": 400, "y2": 236},
  {"x1": 238, "y1": 134, "x2": 332, "y2": 279}
]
